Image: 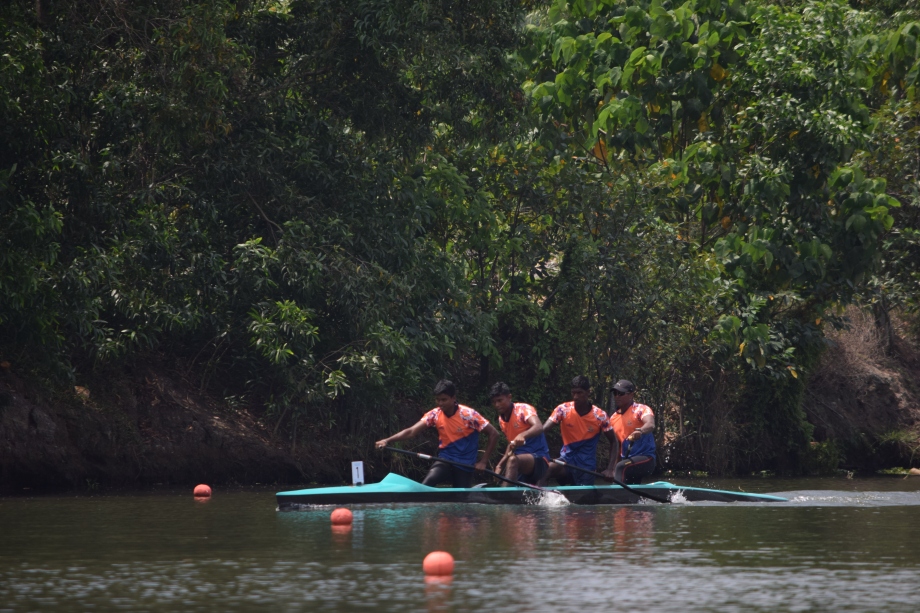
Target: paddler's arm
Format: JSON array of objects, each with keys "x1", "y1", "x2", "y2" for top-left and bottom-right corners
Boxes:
[
  {"x1": 509, "y1": 414, "x2": 544, "y2": 450},
  {"x1": 626, "y1": 413, "x2": 655, "y2": 442},
  {"x1": 541, "y1": 416, "x2": 557, "y2": 433},
  {"x1": 600, "y1": 430, "x2": 620, "y2": 478},
  {"x1": 474, "y1": 423, "x2": 499, "y2": 471},
  {"x1": 375, "y1": 419, "x2": 428, "y2": 449}
]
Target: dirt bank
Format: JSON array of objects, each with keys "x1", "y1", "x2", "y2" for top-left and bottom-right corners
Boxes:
[
  {"x1": 805, "y1": 307, "x2": 920, "y2": 471},
  {"x1": 0, "y1": 364, "x2": 319, "y2": 494},
  {"x1": 2, "y1": 306, "x2": 919, "y2": 493},
  {"x1": 0, "y1": 356, "x2": 436, "y2": 495}
]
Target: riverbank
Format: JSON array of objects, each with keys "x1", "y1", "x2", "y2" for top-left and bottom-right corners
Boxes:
[
  {"x1": 0, "y1": 356, "x2": 439, "y2": 495},
  {"x1": 805, "y1": 307, "x2": 920, "y2": 471},
  {"x1": 2, "y1": 308, "x2": 919, "y2": 494},
  {"x1": 0, "y1": 364, "x2": 308, "y2": 494}
]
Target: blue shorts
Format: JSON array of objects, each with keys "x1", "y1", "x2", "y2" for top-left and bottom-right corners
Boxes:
[{"x1": 519, "y1": 455, "x2": 549, "y2": 485}]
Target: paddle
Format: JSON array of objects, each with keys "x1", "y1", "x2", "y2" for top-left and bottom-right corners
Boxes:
[
  {"x1": 383, "y1": 446, "x2": 560, "y2": 495},
  {"x1": 551, "y1": 458, "x2": 671, "y2": 504}
]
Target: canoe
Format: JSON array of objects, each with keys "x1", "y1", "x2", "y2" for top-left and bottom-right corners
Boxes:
[{"x1": 276, "y1": 473, "x2": 787, "y2": 509}]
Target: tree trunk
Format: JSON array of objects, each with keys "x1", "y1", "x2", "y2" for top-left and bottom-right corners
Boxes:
[{"x1": 873, "y1": 294, "x2": 893, "y2": 355}]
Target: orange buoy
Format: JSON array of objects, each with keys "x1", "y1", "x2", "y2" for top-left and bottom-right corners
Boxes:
[
  {"x1": 330, "y1": 507, "x2": 353, "y2": 525},
  {"x1": 193, "y1": 484, "x2": 212, "y2": 498},
  {"x1": 423, "y1": 551, "x2": 454, "y2": 576}
]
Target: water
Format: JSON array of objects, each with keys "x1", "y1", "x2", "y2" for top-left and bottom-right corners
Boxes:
[{"x1": 2, "y1": 477, "x2": 920, "y2": 612}]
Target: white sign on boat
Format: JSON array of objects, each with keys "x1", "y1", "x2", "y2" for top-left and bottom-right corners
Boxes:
[{"x1": 351, "y1": 461, "x2": 365, "y2": 486}]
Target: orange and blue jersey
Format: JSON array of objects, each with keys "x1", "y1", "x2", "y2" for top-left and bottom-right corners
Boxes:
[
  {"x1": 609, "y1": 403, "x2": 656, "y2": 460},
  {"x1": 547, "y1": 402, "x2": 611, "y2": 470},
  {"x1": 498, "y1": 403, "x2": 550, "y2": 460},
  {"x1": 423, "y1": 404, "x2": 489, "y2": 471}
]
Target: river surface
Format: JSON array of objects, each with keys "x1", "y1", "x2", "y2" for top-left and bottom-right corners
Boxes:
[{"x1": 2, "y1": 476, "x2": 920, "y2": 612}]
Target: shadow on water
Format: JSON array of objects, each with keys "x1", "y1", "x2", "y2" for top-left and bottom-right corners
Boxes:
[{"x1": 1, "y1": 477, "x2": 919, "y2": 612}]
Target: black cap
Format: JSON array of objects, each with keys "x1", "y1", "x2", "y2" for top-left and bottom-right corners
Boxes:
[{"x1": 611, "y1": 380, "x2": 636, "y2": 393}]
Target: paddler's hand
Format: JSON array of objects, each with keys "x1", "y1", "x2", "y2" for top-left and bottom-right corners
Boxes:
[
  {"x1": 375, "y1": 439, "x2": 389, "y2": 450},
  {"x1": 600, "y1": 468, "x2": 616, "y2": 481},
  {"x1": 509, "y1": 434, "x2": 526, "y2": 450},
  {"x1": 627, "y1": 430, "x2": 643, "y2": 442},
  {"x1": 474, "y1": 460, "x2": 488, "y2": 472}
]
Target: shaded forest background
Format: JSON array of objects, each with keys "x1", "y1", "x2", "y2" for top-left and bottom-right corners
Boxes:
[{"x1": 3, "y1": 0, "x2": 920, "y2": 489}]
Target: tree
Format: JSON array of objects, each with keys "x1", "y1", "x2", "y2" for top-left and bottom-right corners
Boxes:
[
  {"x1": 0, "y1": 0, "x2": 529, "y2": 434},
  {"x1": 519, "y1": 0, "x2": 910, "y2": 470}
]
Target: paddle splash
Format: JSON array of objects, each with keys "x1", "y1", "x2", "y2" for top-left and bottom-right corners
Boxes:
[{"x1": 529, "y1": 489, "x2": 570, "y2": 507}]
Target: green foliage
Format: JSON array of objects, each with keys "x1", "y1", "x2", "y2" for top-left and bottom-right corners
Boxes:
[
  {"x1": 0, "y1": 0, "x2": 526, "y2": 425},
  {"x1": 2, "y1": 0, "x2": 918, "y2": 475},
  {"x1": 802, "y1": 440, "x2": 842, "y2": 474},
  {"x1": 850, "y1": 6, "x2": 920, "y2": 332},
  {"x1": 447, "y1": 136, "x2": 719, "y2": 414},
  {"x1": 857, "y1": 100, "x2": 920, "y2": 317},
  {"x1": 518, "y1": 0, "x2": 919, "y2": 469}
]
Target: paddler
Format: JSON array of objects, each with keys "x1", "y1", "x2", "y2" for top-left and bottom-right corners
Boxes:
[
  {"x1": 489, "y1": 382, "x2": 551, "y2": 486},
  {"x1": 602, "y1": 379, "x2": 657, "y2": 484},
  {"x1": 374, "y1": 379, "x2": 498, "y2": 488},
  {"x1": 542, "y1": 376, "x2": 619, "y2": 485}
]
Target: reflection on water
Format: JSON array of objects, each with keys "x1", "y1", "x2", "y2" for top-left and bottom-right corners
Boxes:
[
  {"x1": 611, "y1": 506, "x2": 656, "y2": 553},
  {"x1": 1, "y1": 478, "x2": 920, "y2": 612},
  {"x1": 424, "y1": 576, "x2": 452, "y2": 613}
]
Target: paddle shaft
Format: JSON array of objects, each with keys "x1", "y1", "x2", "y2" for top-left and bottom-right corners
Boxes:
[
  {"x1": 552, "y1": 459, "x2": 671, "y2": 504},
  {"x1": 383, "y1": 446, "x2": 552, "y2": 493}
]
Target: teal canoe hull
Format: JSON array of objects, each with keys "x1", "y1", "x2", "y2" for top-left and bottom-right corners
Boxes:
[{"x1": 276, "y1": 473, "x2": 787, "y2": 508}]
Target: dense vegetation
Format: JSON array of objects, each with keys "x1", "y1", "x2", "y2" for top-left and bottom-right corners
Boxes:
[{"x1": 2, "y1": 0, "x2": 919, "y2": 475}]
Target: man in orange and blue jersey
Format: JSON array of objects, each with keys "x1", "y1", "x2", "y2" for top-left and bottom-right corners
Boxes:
[
  {"x1": 375, "y1": 379, "x2": 499, "y2": 488},
  {"x1": 489, "y1": 382, "x2": 551, "y2": 486},
  {"x1": 603, "y1": 379, "x2": 657, "y2": 484},
  {"x1": 542, "y1": 376, "x2": 619, "y2": 486}
]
